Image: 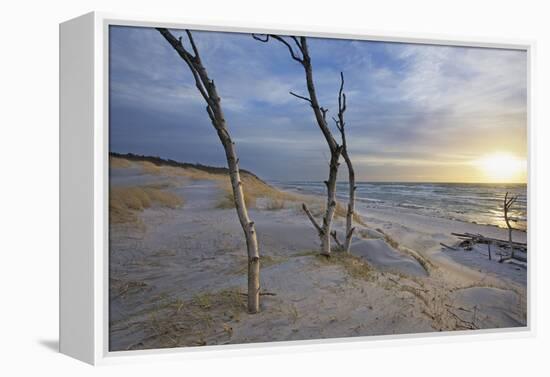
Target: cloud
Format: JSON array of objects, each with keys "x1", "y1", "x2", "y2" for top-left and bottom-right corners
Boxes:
[{"x1": 109, "y1": 25, "x2": 527, "y2": 182}]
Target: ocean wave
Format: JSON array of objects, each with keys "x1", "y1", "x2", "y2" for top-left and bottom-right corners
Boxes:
[{"x1": 282, "y1": 181, "x2": 527, "y2": 230}]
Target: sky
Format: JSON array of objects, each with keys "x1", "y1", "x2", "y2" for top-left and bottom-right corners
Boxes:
[{"x1": 109, "y1": 25, "x2": 527, "y2": 183}]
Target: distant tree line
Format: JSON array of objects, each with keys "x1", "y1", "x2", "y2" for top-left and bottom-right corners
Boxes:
[{"x1": 109, "y1": 152, "x2": 264, "y2": 182}]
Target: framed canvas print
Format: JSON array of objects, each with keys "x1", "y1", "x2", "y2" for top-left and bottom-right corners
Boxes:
[{"x1": 59, "y1": 12, "x2": 533, "y2": 365}]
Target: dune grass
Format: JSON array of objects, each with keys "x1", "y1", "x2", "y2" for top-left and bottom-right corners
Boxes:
[
  {"x1": 139, "y1": 161, "x2": 163, "y2": 175},
  {"x1": 334, "y1": 201, "x2": 367, "y2": 226},
  {"x1": 126, "y1": 288, "x2": 247, "y2": 349},
  {"x1": 131, "y1": 156, "x2": 301, "y2": 210},
  {"x1": 313, "y1": 251, "x2": 374, "y2": 281},
  {"x1": 110, "y1": 278, "x2": 149, "y2": 299},
  {"x1": 110, "y1": 185, "x2": 183, "y2": 224},
  {"x1": 110, "y1": 156, "x2": 132, "y2": 169},
  {"x1": 265, "y1": 198, "x2": 286, "y2": 210},
  {"x1": 135, "y1": 159, "x2": 229, "y2": 182},
  {"x1": 292, "y1": 249, "x2": 373, "y2": 281},
  {"x1": 112, "y1": 156, "x2": 366, "y2": 223},
  {"x1": 216, "y1": 175, "x2": 301, "y2": 210}
]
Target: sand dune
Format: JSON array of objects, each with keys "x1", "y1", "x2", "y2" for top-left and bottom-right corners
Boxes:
[{"x1": 352, "y1": 239, "x2": 428, "y2": 277}]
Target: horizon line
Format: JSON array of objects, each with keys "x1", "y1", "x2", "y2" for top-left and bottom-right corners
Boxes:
[{"x1": 109, "y1": 151, "x2": 527, "y2": 186}]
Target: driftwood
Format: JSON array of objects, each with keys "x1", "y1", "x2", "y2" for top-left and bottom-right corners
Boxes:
[
  {"x1": 440, "y1": 242, "x2": 457, "y2": 251},
  {"x1": 450, "y1": 232, "x2": 527, "y2": 263},
  {"x1": 451, "y1": 232, "x2": 526, "y2": 251},
  {"x1": 158, "y1": 28, "x2": 261, "y2": 314},
  {"x1": 505, "y1": 259, "x2": 527, "y2": 269},
  {"x1": 503, "y1": 254, "x2": 527, "y2": 263},
  {"x1": 254, "y1": 34, "x2": 342, "y2": 256}
]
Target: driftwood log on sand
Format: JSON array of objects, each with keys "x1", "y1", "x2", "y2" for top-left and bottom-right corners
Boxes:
[
  {"x1": 440, "y1": 242, "x2": 457, "y2": 251},
  {"x1": 448, "y1": 232, "x2": 527, "y2": 264},
  {"x1": 451, "y1": 232, "x2": 527, "y2": 251}
]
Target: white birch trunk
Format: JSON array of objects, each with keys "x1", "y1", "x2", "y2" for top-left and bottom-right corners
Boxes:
[{"x1": 158, "y1": 28, "x2": 260, "y2": 313}]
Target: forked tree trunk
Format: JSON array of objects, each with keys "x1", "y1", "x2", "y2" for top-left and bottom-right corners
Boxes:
[
  {"x1": 333, "y1": 72, "x2": 356, "y2": 253},
  {"x1": 158, "y1": 28, "x2": 260, "y2": 313},
  {"x1": 503, "y1": 192, "x2": 518, "y2": 260},
  {"x1": 302, "y1": 43, "x2": 342, "y2": 256},
  {"x1": 253, "y1": 34, "x2": 341, "y2": 256},
  {"x1": 342, "y1": 151, "x2": 356, "y2": 253},
  {"x1": 320, "y1": 152, "x2": 341, "y2": 255}
]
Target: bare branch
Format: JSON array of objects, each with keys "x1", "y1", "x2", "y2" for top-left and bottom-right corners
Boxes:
[
  {"x1": 289, "y1": 91, "x2": 313, "y2": 104},
  {"x1": 290, "y1": 36, "x2": 304, "y2": 54},
  {"x1": 338, "y1": 72, "x2": 345, "y2": 110},
  {"x1": 342, "y1": 93, "x2": 347, "y2": 112},
  {"x1": 507, "y1": 196, "x2": 518, "y2": 208},
  {"x1": 336, "y1": 72, "x2": 347, "y2": 133},
  {"x1": 320, "y1": 107, "x2": 329, "y2": 122},
  {"x1": 253, "y1": 34, "x2": 304, "y2": 63},
  {"x1": 503, "y1": 191, "x2": 519, "y2": 259},
  {"x1": 251, "y1": 33, "x2": 269, "y2": 42},
  {"x1": 302, "y1": 203, "x2": 323, "y2": 235},
  {"x1": 330, "y1": 231, "x2": 343, "y2": 250},
  {"x1": 156, "y1": 28, "x2": 211, "y2": 105},
  {"x1": 271, "y1": 35, "x2": 305, "y2": 63},
  {"x1": 336, "y1": 72, "x2": 356, "y2": 253},
  {"x1": 185, "y1": 29, "x2": 201, "y2": 61}
]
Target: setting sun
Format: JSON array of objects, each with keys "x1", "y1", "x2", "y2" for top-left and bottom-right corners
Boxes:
[{"x1": 475, "y1": 153, "x2": 526, "y2": 182}]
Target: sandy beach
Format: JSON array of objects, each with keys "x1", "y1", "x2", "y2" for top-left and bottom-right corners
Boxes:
[{"x1": 108, "y1": 155, "x2": 527, "y2": 351}]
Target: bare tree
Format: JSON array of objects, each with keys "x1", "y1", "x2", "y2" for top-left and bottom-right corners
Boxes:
[
  {"x1": 503, "y1": 191, "x2": 518, "y2": 259},
  {"x1": 253, "y1": 34, "x2": 342, "y2": 257},
  {"x1": 330, "y1": 72, "x2": 356, "y2": 253},
  {"x1": 157, "y1": 28, "x2": 260, "y2": 313}
]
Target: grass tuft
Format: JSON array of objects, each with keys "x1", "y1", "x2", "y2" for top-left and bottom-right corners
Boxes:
[
  {"x1": 126, "y1": 289, "x2": 247, "y2": 349},
  {"x1": 315, "y1": 251, "x2": 373, "y2": 280},
  {"x1": 216, "y1": 175, "x2": 301, "y2": 210},
  {"x1": 110, "y1": 186, "x2": 183, "y2": 224},
  {"x1": 265, "y1": 198, "x2": 286, "y2": 210},
  {"x1": 292, "y1": 250, "x2": 319, "y2": 258}
]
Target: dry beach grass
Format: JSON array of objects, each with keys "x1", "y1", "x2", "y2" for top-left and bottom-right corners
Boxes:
[{"x1": 109, "y1": 185, "x2": 183, "y2": 224}]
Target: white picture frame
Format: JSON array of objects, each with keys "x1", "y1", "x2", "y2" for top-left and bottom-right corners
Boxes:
[{"x1": 59, "y1": 11, "x2": 535, "y2": 365}]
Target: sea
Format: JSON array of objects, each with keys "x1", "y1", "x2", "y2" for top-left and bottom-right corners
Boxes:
[{"x1": 272, "y1": 181, "x2": 527, "y2": 231}]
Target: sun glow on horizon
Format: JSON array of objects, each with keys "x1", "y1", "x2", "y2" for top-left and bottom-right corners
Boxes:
[{"x1": 475, "y1": 153, "x2": 526, "y2": 183}]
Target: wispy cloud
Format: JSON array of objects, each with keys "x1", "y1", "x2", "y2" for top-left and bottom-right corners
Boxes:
[{"x1": 109, "y1": 26, "x2": 527, "y2": 182}]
